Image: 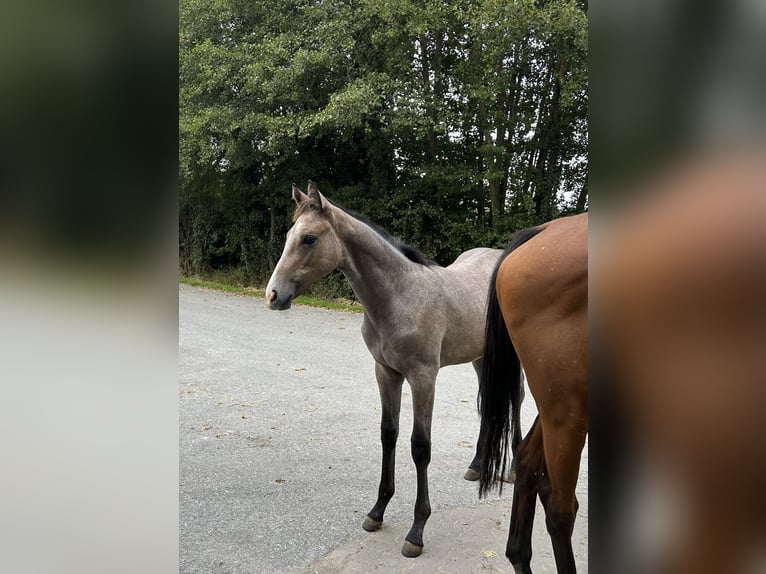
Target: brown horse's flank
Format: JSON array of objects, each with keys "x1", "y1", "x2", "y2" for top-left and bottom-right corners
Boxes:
[
  {"x1": 602, "y1": 151, "x2": 766, "y2": 574},
  {"x1": 479, "y1": 213, "x2": 588, "y2": 574}
]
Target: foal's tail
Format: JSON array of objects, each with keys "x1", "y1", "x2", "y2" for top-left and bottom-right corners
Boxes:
[{"x1": 478, "y1": 226, "x2": 544, "y2": 498}]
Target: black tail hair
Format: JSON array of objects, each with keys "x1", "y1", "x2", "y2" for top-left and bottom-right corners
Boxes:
[{"x1": 478, "y1": 225, "x2": 544, "y2": 497}]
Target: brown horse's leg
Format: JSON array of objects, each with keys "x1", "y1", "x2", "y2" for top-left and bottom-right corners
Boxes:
[
  {"x1": 401, "y1": 368, "x2": 437, "y2": 557},
  {"x1": 505, "y1": 417, "x2": 543, "y2": 574},
  {"x1": 363, "y1": 362, "x2": 403, "y2": 532},
  {"x1": 539, "y1": 417, "x2": 587, "y2": 574}
]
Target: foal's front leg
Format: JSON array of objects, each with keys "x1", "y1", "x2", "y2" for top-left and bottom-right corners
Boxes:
[
  {"x1": 401, "y1": 367, "x2": 437, "y2": 557},
  {"x1": 362, "y1": 362, "x2": 403, "y2": 532}
]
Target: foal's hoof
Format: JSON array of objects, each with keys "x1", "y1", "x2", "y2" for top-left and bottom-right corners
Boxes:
[
  {"x1": 362, "y1": 516, "x2": 382, "y2": 532},
  {"x1": 463, "y1": 467, "x2": 480, "y2": 481},
  {"x1": 501, "y1": 469, "x2": 516, "y2": 484},
  {"x1": 401, "y1": 540, "x2": 423, "y2": 557}
]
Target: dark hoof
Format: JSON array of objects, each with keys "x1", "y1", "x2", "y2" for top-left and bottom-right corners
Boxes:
[
  {"x1": 464, "y1": 467, "x2": 480, "y2": 481},
  {"x1": 402, "y1": 540, "x2": 423, "y2": 557},
  {"x1": 362, "y1": 516, "x2": 382, "y2": 532}
]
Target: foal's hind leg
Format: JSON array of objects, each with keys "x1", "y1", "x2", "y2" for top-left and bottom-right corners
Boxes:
[
  {"x1": 506, "y1": 417, "x2": 544, "y2": 574},
  {"x1": 363, "y1": 362, "x2": 403, "y2": 532},
  {"x1": 465, "y1": 358, "x2": 485, "y2": 481}
]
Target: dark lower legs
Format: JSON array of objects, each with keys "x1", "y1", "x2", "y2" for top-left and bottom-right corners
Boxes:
[
  {"x1": 504, "y1": 415, "x2": 584, "y2": 574},
  {"x1": 402, "y1": 421, "x2": 431, "y2": 556},
  {"x1": 538, "y1": 420, "x2": 585, "y2": 574},
  {"x1": 364, "y1": 364, "x2": 403, "y2": 531},
  {"x1": 506, "y1": 417, "x2": 543, "y2": 574},
  {"x1": 543, "y1": 504, "x2": 577, "y2": 574},
  {"x1": 465, "y1": 359, "x2": 485, "y2": 481},
  {"x1": 364, "y1": 364, "x2": 436, "y2": 558},
  {"x1": 362, "y1": 409, "x2": 399, "y2": 530}
]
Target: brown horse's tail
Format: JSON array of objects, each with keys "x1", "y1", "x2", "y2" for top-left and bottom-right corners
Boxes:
[{"x1": 478, "y1": 226, "x2": 544, "y2": 498}]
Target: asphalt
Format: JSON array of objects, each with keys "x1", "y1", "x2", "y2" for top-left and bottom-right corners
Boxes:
[{"x1": 179, "y1": 284, "x2": 588, "y2": 573}]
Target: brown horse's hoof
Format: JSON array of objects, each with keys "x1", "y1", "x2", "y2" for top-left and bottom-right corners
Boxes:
[
  {"x1": 401, "y1": 540, "x2": 423, "y2": 557},
  {"x1": 463, "y1": 467, "x2": 480, "y2": 481},
  {"x1": 362, "y1": 516, "x2": 382, "y2": 532}
]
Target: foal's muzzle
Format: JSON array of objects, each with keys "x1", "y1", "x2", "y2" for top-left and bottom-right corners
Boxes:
[{"x1": 267, "y1": 289, "x2": 293, "y2": 310}]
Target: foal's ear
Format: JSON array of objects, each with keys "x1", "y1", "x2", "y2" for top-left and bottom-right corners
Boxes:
[
  {"x1": 307, "y1": 180, "x2": 325, "y2": 210},
  {"x1": 291, "y1": 183, "x2": 309, "y2": 204}
]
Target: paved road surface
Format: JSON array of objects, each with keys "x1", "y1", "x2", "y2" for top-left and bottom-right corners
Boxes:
[{"x1": 179, "y1": 284, "x2": 588, "y2": 573}]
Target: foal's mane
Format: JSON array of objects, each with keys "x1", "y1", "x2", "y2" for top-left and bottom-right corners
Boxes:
[{"x1": 293, "y1": 196, "x2": 437, "y2": 267}]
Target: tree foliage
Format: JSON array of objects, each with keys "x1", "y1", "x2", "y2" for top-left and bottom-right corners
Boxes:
[{"x1": 179, "y1": 0, "x2": 587, "y2": 287}]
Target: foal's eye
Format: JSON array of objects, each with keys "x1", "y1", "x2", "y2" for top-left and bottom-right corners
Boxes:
[{"x1": 302, "y1": 234, "x2": 317, "y2": 245}]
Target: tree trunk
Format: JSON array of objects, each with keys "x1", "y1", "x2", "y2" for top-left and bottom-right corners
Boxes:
[
  {"x1": 489, "y1": 179, "x2": 505, "y2": 229},
  {"x1": 532, "y1": 63, "x2": 564, "y2": 222},
  {"x1": 419, "y1": 33, "x2": 438, "y2": 160},
  {"x1": 575, "y1": 178, "x2": 588, "y2": 212}
]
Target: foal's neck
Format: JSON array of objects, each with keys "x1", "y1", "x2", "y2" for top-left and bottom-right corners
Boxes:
[{"x1": 332, "y1": 208, "x2": 423, "y2": 315}]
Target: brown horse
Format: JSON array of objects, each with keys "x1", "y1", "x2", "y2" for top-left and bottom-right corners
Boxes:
[
  {"x1": 600, "y1": 150, "x2": 766, "y2": 574},
  {"x1": 478, "y1": 213, "x2": 588, "y2": 574}
]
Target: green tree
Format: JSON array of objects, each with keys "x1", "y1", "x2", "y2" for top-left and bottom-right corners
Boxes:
[{"x1": 179, "y1": 0, "x2": 588, "y2": 287}]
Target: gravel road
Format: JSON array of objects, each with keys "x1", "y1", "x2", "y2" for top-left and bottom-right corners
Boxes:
[{"x1": 179, "y1": 284, "x2": 587, "y2": 573}]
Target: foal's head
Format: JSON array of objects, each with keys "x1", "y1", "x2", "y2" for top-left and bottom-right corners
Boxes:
[{"x1": 266, "y1": 182, "x2": 343, "y2": 310}]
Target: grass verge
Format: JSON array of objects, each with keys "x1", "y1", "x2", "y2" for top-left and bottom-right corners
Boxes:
[{"x1": 179, "y1": 276, "x2": 362, "y2": 313}]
